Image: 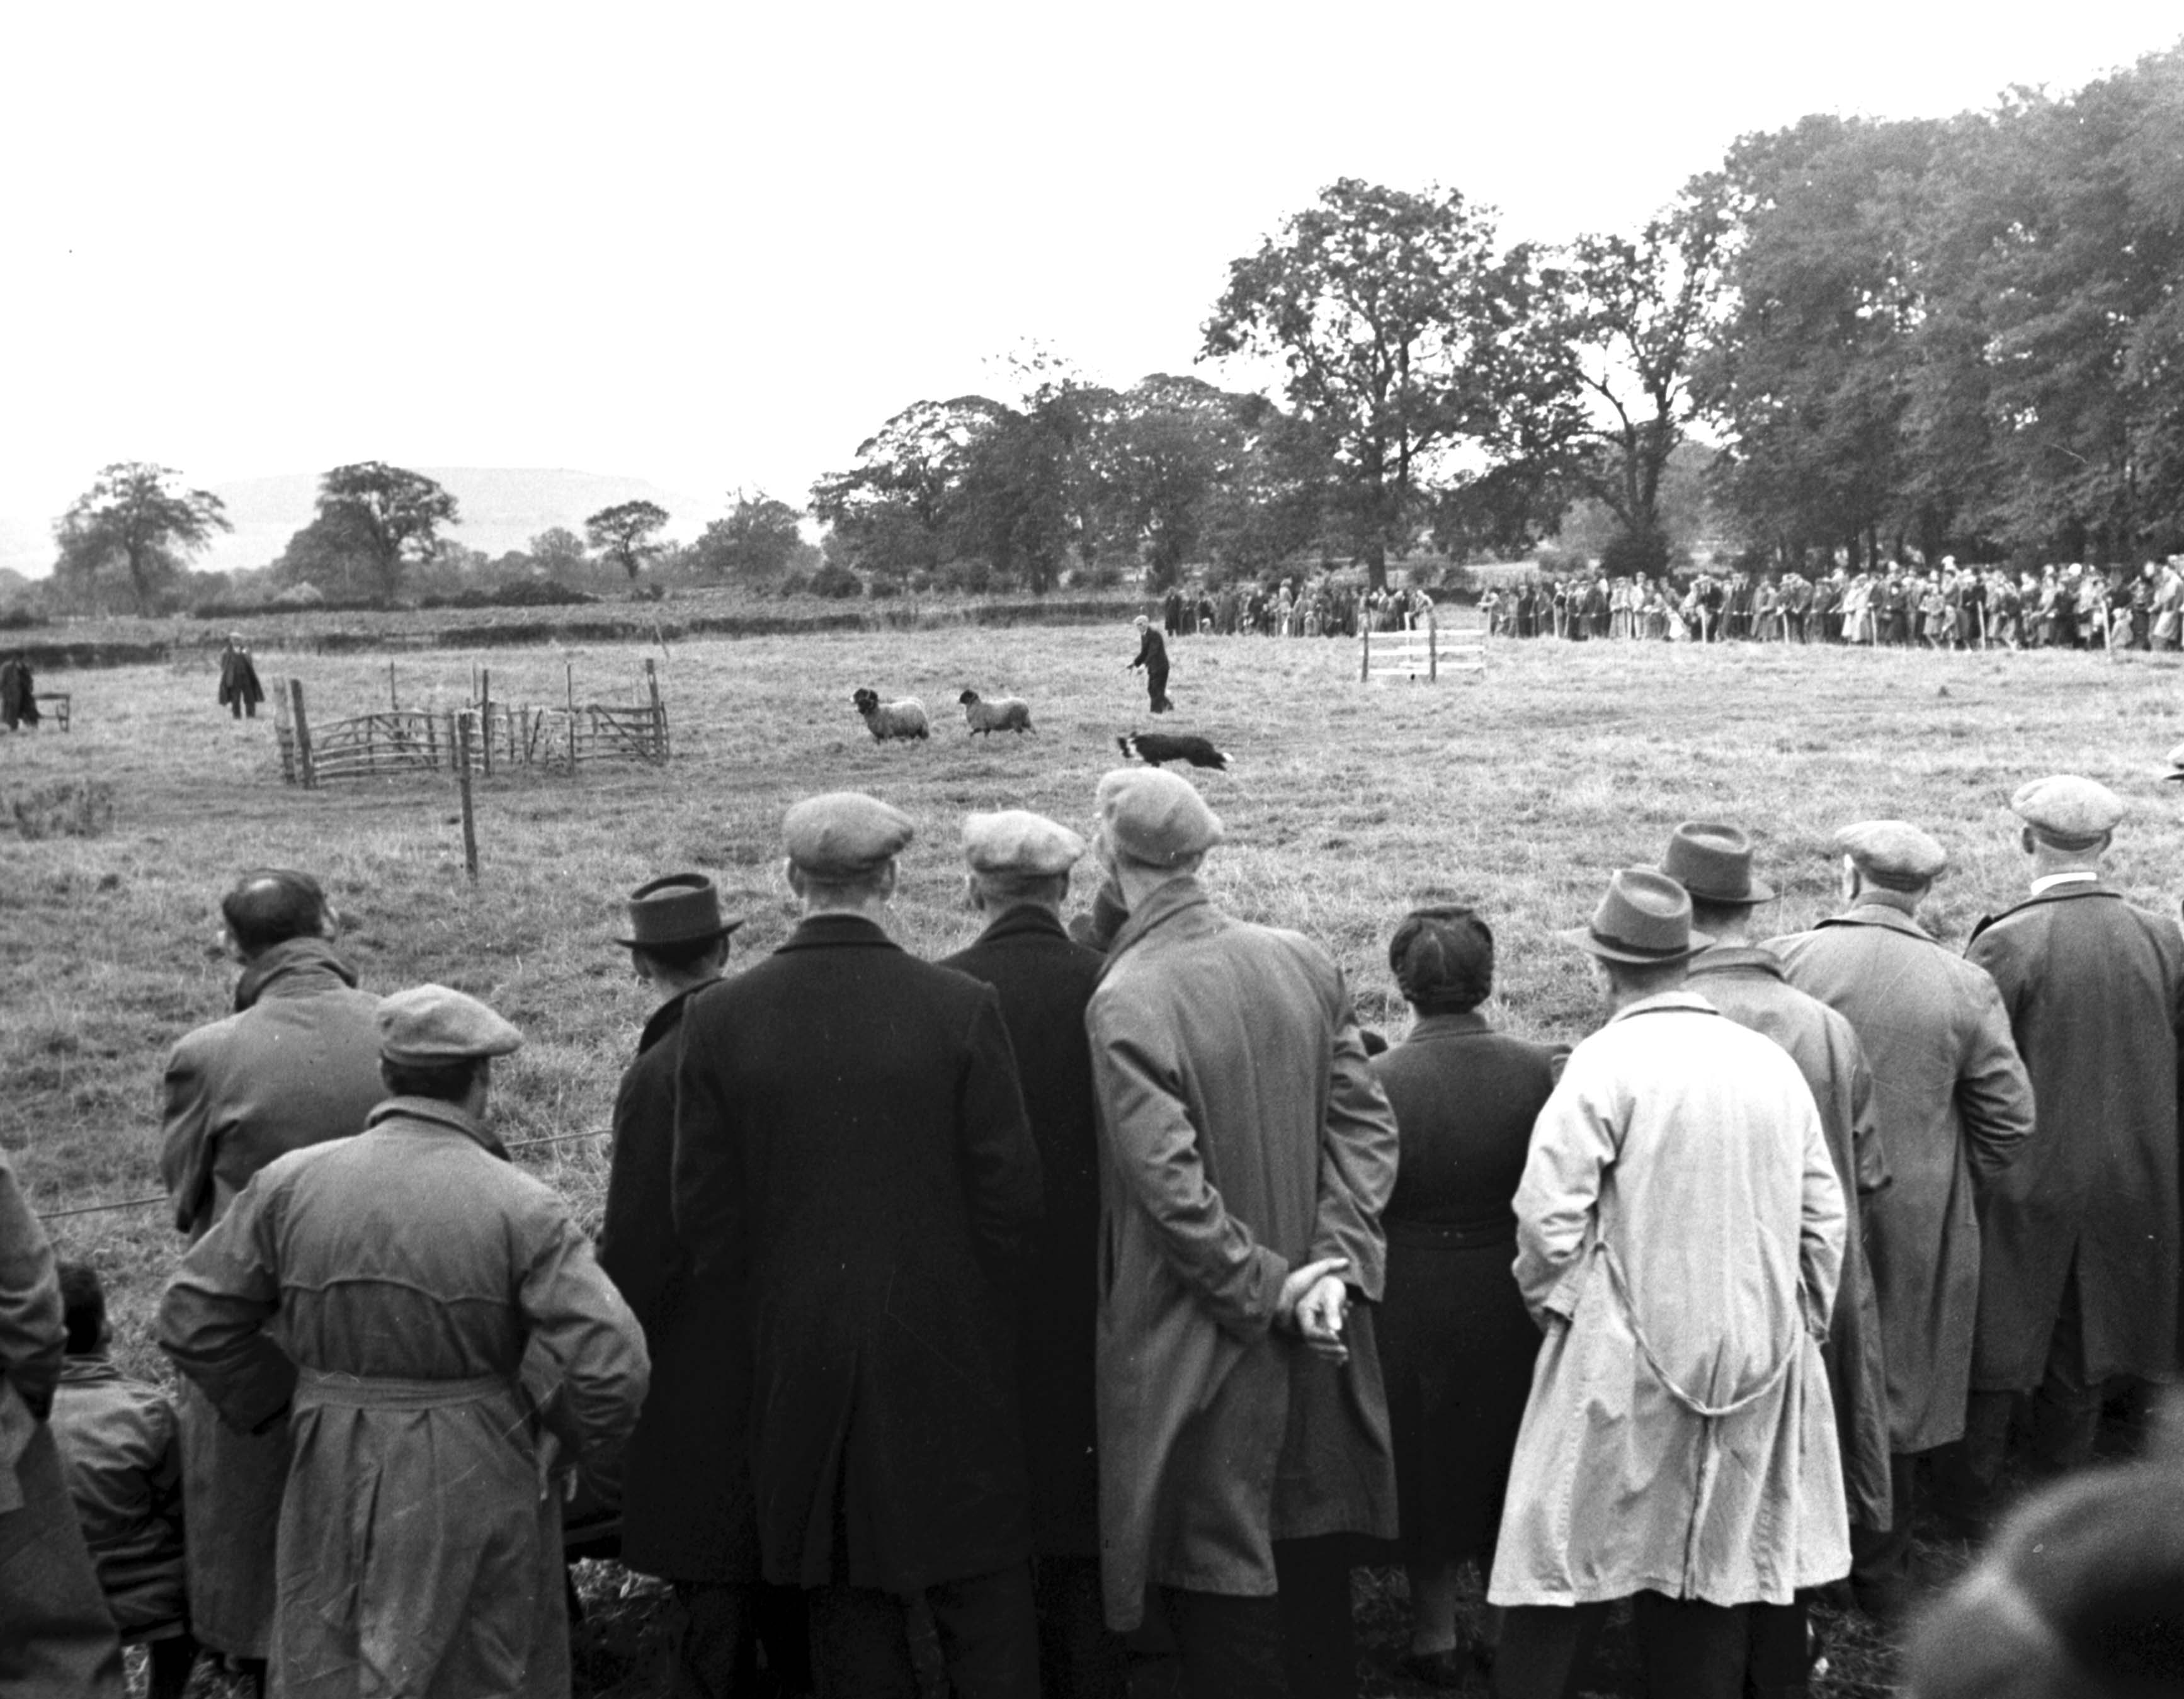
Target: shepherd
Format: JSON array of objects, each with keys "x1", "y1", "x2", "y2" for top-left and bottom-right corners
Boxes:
[
  {"x1": 1126, "y1": 616, "x2": 1173, "y2": 714},
  {"x1": 218, "y1": 635, "x2": 264, "y2": 720}
]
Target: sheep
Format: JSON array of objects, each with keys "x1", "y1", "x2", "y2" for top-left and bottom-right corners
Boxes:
[
  {"x1": 958, "y1": 689, "x2": 1034, "y2": 736},
  {"x1": 851, "y1": 687, "x2": 930, "y2": 742}
]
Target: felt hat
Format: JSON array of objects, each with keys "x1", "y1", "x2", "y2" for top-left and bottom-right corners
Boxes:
[
  {"x1": 1096, "y1": 767, "x2": 1223, "y2": 867},
  {"x1": 1658, "y1": 821, "x2": 1774, "y2": 906},
  {"x1": 1560, "y1": 868, "x2": 1712, "y2": 965},
  {"x1": 783, "y1": 792, "x2": 914, "y2": 878},
  {"x1": 2163, "y1": 742, "x2": 2184, "y2": 783},
  {"x1": 2010, "y1": 775, "x2": 2124, "y2": 848},
  {"x1": 1836, "y1": 820, "x2": 1947, "y2": 887},
  {"x1": 615, "y1": 873, "x2": 742, "y2": 948},
  {"x1": 962, "y1": 810, "x2": 1085, "y2": 876},
  {"x1": 377, "y1": 984, "x2": 523, "y2": 1066}
]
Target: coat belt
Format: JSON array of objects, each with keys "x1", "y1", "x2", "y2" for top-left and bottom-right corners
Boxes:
[{"x1": 293, "y1": 1368, "x2": 511, "y2": 1411}]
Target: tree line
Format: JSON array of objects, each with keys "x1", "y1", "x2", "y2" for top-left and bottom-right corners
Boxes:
[{"x1": 36, "y1": 41, "x2": 2184, "y2": 612}]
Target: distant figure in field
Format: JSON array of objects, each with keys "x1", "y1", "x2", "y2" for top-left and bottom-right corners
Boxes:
[
  {"x1": 217, "y1": 636, "x2": 263, "y2": 720},
  {"x1": 49, "y1": 1261, "x2": 197, "y2": 1699},
  {"x1": 1, "y1": 651, "x2": 39, "y2": 730},
  {"x1": 1127, "y1": 616, "x2": 1173, "y2": 714}
]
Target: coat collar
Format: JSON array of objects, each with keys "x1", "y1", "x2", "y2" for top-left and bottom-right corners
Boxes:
[
  {"x1": 1606, "y1": 990, "x2": 1719, "y2": 1026},
  {"x1": 637, "y1": 984, "x2": 707, "y2": 1056},
  {"x1": 1400, "y1": 1010, "x2": 1494, "y2": 1043},
  {"x1": 60, "y1": 1355, "x2": 121, "y2": 1387},
  {"x1": 365, "y1": 1096, "x2": 508, "y2": 1160},
  {"x1": 1814, "y1": 902, "x2": 1937, "y2": 943},
  {"x1": 773, "y1": 912, "x2": 901, "y2": 955},
  {"x1": 1975, "y1": 878, "x2": 2124, "y2": 933},
  {"x1": 970, "y1": 903, "x2": 1071, "y2": 949},
  {"x1": 233, "y1": 936, "x2": 361, "y2": 1012},
  {"x1": 1099, "y1": 875, "x2": 1215, "y2": 982},
  {"x1": 1688, "y1": 943, "x2": 1789, "y2": 982}
]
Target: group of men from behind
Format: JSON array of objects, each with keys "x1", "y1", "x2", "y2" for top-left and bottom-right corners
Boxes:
[{"x1": 3, "y1": 761, "x2": 2179, "y2": 1699}]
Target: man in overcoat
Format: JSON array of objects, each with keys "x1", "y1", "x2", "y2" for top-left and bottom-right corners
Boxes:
[
  {"x1": 673, "y1": 793, "x2": 1045, "y2": 1699},
  {"x1": 1661, "y1": 824, "x2": 1893, "y2": 1622},
  {"x1": 1489, "y1": 869, "x2": 1848, "y2": 1699},
  {"x1": 1772, "y1": 821, "x2": 2035, "y2": 1600},
  {"x1": 1083, "y1": 766, "x2": 1399, "y2": 1699},
  {"x1": 0, "y1": 1145, "x2": 128, "y2": 1696},
  {"x1": 157, "y1": 868, "x2": 385, "y2": 1686},
  {"x1": 939, "y1": 811, "x2": 1124, "y2": 1699},
  {"x1": 598, "y1": 874, "x2": 806, "y2": 1698},
  {"x1": 217, "y1": 636, "x2": 264, "y2": 719},
  {"x1": 1127, "y1": 616, "x2": 1173, "y2": 713},
  {"x1": 1960, "y1": 776, "x2": 2184, "y2": 1507},
  {"x1": 160, "y1": 985, "x2": 651, "y2": 1699}
]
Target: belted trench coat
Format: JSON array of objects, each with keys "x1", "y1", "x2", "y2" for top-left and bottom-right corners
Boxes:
[{"x1": 1085, "y1": 878, "x2": 1399, "y2": 1630}]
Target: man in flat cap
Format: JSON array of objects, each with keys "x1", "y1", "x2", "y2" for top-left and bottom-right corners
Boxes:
[
  {"x1": 1491, "y1": 870, "x2": 1848, "y2": 1699},
  {"x1": 598, "y1": 877, "x2": 805, "y2": 1699},
  {"x1": 1083, "y1": 766, "x2": 1398, "y2": 1699},
  {"x1": 674, "y1": 793, "x2": 1044, "y2": 1699},
  {"x1": 1661, "y1": 824, "x2": 1894, "y2": 1629},
  {"x1": 156, "y1": 868, "x2": 386, "y2": 1691},
  {"x1": 939, "y1": 812, "x2": 1123, "y2": 1699},
  {"x1": 160, "y1": 985, "x2": 650, "y2": 1698},
  {"x1": 1772, "y1": 822, "x2": 2033, "y2": 1596},
  {"x1": 1957, "y1": 777, "x2": 2184, "y2": 1514},
  {"x1": 1126, "y1": 615, "x2": 1173, "y2": 713}
]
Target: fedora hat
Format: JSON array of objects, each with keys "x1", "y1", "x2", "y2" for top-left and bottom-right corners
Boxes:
[
  {"x1": 1560, "y1": 868, "x2": 1712, "y2": 965},
  {"x1": 614, "y1": 873, "x2": 742, "y2": 949},
  {"x1": 1658, "y1": 821, "x2": 1774, "y2": 906}
]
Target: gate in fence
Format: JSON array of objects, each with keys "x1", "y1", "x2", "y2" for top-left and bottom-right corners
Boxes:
[{"x1": 1358, "y1": 615, "x2": 1487, "y2": 683}]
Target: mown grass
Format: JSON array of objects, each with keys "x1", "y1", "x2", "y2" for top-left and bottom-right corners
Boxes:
[{"x1": 5, "y1": 626, "x2": 2179, "y2": 1696}]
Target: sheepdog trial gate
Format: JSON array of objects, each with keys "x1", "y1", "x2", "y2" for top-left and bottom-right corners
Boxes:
[{"x1": 1358, "y1": 615, "x2": 1486, "y2": 683}]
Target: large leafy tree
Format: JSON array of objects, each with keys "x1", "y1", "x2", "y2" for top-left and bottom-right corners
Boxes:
[
  {"x1": 314, "y1": 462, "x2": 459, "y2": 602},
  {"x1": 810, "y1": 397, "x2": 1011, "y2": 580},
  {"x1": 54, "y1": 463, "x2": 232, "y2": 613},
  {"x1": 1202, "y1": 178, "x2": 1540, "y2": 586},
  {"x1": 688, "y1": 490, "x2": 805, "y2": 582},
  {"x1": 584, "y1": 500, "x2": 669, "y2": 580}
]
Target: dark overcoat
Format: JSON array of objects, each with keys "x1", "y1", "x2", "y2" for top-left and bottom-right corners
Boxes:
[
  {"x1": 217, "y1": 649, "x2": 264, "y2": 713},
  {"x1": 1965, "y1": 881, "x2": 2184, "y2": 1387},
  {"x1": 941, "y1": 904, "x2": 1107, "y2": 1559},
  {"x1": 672, "y1": 914, "x2": 1043, "y2": 1593},
  {"x1": 598, "y1": 987, "x2": 758, "y2": 1584}
]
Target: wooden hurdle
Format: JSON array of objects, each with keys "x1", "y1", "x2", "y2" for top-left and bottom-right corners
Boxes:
[{"x1": 1360, "y1": 615, "x2": 1486, "y2": 683}]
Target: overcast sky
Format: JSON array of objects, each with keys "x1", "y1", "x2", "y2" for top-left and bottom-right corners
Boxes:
[{"x1": 4, "y1": 1, "x2": 2180, "y2": 572}]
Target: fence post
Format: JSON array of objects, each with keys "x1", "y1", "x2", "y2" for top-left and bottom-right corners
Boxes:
[
  {"x1": 480, "y1": 668, "x2": 493, "y2": 776},
  {"x1": 1359, "y1": 626, "x2": 1370, "y2": 683},
  {"x1": 456, "y1": 712, "x2": 479, "y2": 880},
  {"x1": 645, "y1": 659, "x2": 664, "y2": 761},
  {"x1": 274, "y1": 680, "x2": 295, "y2": 784},
  {"x1": 388, "y1": 661, "x2": 399, "y2": 711},
  {"x1": 1428, "y1": 613, "x2": 1438, "y2": 683},
  {"x1": 288, "y1": 679, "x2": 315, "y2": 789}
]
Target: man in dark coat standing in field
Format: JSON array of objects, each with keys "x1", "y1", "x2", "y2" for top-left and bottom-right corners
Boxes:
[
  {"x1": 1127, "y1": 616, "x2": 1173, "y2": 713},
  {"x1": 600, "y1": 874, "x2": 809, "y2": 1699},
  {"x1": 673, "y1": 793, "x2": 1045, "y2": 1699},
  {"x1": 1084, "y1": 766, "x2": 1399, "y2": 1699},
  {"x1": 1960, "y1": 776, "x2": 2184, "y2": 1511},
  {"x1": 217, "y1": 635, "x2": 264, "y2": 719},
  {"x1": 157, "y1": 869, "x2": 385, "y2": 1692},
  {"x1": 1772, "y1": 821, "x2": 2034, "y2": 1600},
  {"x1": 940, "y1": 811, "x2": 1124, "y2": 1699}
]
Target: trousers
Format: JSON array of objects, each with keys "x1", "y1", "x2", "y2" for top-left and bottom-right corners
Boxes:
[
  {"x1": 1495, "y1": 1593, "x2": 1809, "y2": 1699},
  {"x1": 1157, "y1": 1536, "x2": 1356, "y2": 1699},
  {"x1": 806, "y1": 1562, "x2": 1038, "y2": 1699}
]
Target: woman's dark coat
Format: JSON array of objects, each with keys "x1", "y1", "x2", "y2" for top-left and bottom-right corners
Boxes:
[{"x1": 671, "y1": 915, "x2": 1043, "y2": 1593}]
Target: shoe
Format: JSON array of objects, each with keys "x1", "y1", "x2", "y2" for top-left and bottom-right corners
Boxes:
[{"x1": 1395, "y1": 1647, "x2": 1470, "y2": 1689}]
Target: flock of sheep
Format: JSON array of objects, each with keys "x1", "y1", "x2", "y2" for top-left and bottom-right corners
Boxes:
[{"x1": 848, "y1": 686, "x2": 1231, "y2": 772}]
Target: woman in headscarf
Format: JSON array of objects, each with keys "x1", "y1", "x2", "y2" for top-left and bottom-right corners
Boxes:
[{"x1": 1370, "y1": 907, "x2": 1563, "y2": 1687}]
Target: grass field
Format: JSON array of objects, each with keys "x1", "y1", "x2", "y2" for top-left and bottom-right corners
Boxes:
[{"x1": 6, "y1": 625, "x2": 2180, "y2": 1696}]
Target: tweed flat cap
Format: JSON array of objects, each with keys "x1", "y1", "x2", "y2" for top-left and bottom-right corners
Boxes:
[
  {"x1": 1836, "y1": 820, "x2": 1948, "y2": 887},
  {"x1": 377, "y1": 984, "x2": 523, "y2": 1066},
  {"x1": 1096, "y1": 767, "x2": 1222, "y2": 866},
  {"x1": 2010, "y1": 775, "x2": 2124, "y2": 847},
  {"x1": 783, "y1": 792, "x2": 914, "y2": 878},
  {"x1": 962, "y1": 810, "x2": 1085, "y2": 876}
]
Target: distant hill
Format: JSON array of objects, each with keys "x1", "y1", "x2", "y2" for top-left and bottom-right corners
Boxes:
[
  {"x1": 0, "y1": 468, "x2": 724, "y2": 581},
  {"x1": 197, "y1": 468, "x2": 720, "y2": 576}
]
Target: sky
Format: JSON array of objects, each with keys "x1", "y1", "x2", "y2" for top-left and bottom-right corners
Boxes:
[{"x1": 4, "y1": 0, "x2": 2180, "y2": 575}]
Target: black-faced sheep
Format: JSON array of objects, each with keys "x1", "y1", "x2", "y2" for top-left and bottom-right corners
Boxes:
[
  {"x1": 958, "y1": 689, "x2": 1034, "y2": 736},
  {"x1": 851, "y1": 687, "x2": 930, "y2": 741},
  {"x1": 1118, "y1": 731, "x2": 1229, "y2": 770}
]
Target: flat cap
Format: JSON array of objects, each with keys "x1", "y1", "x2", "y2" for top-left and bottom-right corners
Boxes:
[
  {"x1": 2010, "y1": 775, "x2": 2124, "y2": 847},
  {"x1": 377, "y1": 984, "x2": 523, "y2": 1067},
  {"x1": 1836, "y1": 820, "x2": 1947, "y2": 887},
  {"x1": 2163, "y1": 741, "x2": 2184, "y2": 783},
  {"x1": 1096, "y1": 767, "x2": 1223, "y2": 867},
  {"x1": 962, "y1": 809, "x2": 1085, "y2": 876},
  {"x1": 783, "y1": 791, "x2": 914, "y2": 878}
]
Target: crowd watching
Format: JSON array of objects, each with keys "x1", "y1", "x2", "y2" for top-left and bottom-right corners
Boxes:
[{"x1": 4, "y1": 770, "x2": 2181, "y2": 1699}]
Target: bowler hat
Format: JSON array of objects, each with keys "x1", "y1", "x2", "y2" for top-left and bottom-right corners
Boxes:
[
  {"x1": 1658, "y1": 821, "x2": 1774, "y2": 906},
  {"x1": 1560, "y1": 868, "x2": 1712, "y2": 965},
  {"x1": 614, "y1": 873, "x2": 742, "y2": 949}
]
